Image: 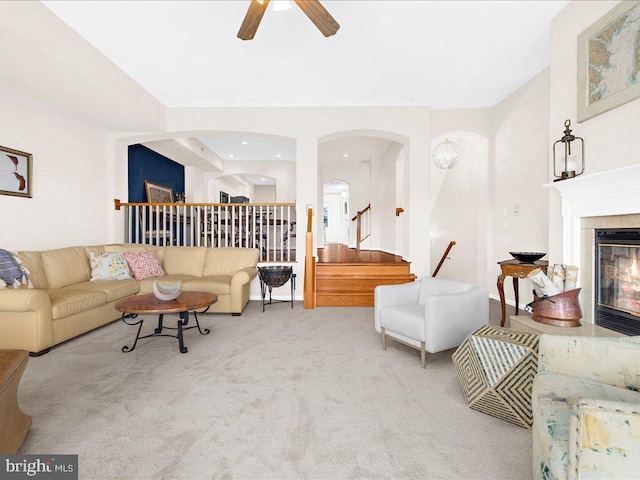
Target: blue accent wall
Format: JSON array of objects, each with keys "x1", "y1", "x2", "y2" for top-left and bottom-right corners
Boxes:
[{"x1": 128, "y1": 144, "x2": 185, "y2": 202}]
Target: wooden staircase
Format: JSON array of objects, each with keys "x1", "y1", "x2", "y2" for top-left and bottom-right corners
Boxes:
[{"x1": 315, "y1": 245, "x2": 416, "y2": 307}]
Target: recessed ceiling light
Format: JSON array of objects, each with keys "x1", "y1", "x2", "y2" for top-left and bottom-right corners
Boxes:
[
  {"x1": 276, "y1": 153, "x2": 281, "y2": 158},
  {"x1": 260, "y1": 178, "x2": 267, "y2": 181},
  {"x1": 343, "y1": 153, "x2": 349, "y2": 158},
  {"x1": 241, "y1": 140, "x2": 249, "y2": 145},
  {"x1": 228, "y1": 154, "x2": 234, "y2": 158}
]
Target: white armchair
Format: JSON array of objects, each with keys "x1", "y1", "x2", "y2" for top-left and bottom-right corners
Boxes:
[{"x1": 374, "y1": 277, "x2": 489, "y2": 368}]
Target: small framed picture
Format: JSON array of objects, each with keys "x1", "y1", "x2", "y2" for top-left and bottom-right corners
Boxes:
[
  {"x1": 0, "y1": 146, "x2": 32, "y2": 198},
  {"x1": 144, "y1": 180, "x2": 174, "y2": 203},
  {"x1": 220, "y1": 191, "x2": 229, "y2": 203}
]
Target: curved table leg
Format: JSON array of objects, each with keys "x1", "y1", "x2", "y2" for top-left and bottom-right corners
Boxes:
[
  {"x1": 497, "y1": 274, "x2": 506, "y2": 327},
  {"x1": 122, "y1": 314, "x2": 144, "y2": 353}
]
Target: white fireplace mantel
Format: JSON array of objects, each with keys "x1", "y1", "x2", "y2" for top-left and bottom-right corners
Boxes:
[{"x1": 545, "y1": 164, "x2": 640, "y2": 271}]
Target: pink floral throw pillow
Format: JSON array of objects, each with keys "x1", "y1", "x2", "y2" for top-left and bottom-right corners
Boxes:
[{"x1": 122, "y1": 250, "x2": 165, "y2": 281}]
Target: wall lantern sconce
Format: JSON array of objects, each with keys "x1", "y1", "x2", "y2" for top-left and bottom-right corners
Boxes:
[
  {"x1": 553, "y1": 119, "x2": 585, "y2": 181},
  {"x1": 432, "y1": 138, "x2": 460, "y2": 170}
]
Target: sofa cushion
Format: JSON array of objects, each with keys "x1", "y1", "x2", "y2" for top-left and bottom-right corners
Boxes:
[
  {"x1": 137, "y1": 275, "x2": 198, "y2": 294},
  {"x1": 41, "y1": 247, "x2": 91, "y2": 289},
  {"x1": 67, "y1": 279, "x2": 140, "y2": 302},
  {"x1": 203, "y1": 247, "x2": 260, "y2": 276},
  {"x1": 16, "y1": 251, "x2": 48, "y2": 289},
  {"x1": 533, "y1": 372, "x2": 640, "y2": 479},
  {"x1": 122, "y1": 251, "x2": 165, "y2": 281},
  {"x1": 185, "y1": 276, "x2": 232, "y2": 295},
  {"x1": 162, "y1": 246, "x2": 207, "y2": 276},
  {"x1": 88, "y1": 251, "x2": 133, "y2": 281},
  {"x1": 45, "y1": 288, "x2": 107, "y2": 320},
  {"x1": 104, "y1": 244, "x2": 149, "y2": 254}
]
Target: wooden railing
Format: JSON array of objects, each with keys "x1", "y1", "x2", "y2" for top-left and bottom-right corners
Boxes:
[
  {"x1": 114, "y1": 200, "x2": 296, "y2": 262},
  {"x1": 303, "y1": 206, "x2": 315, "y2": 309},
  {"x1": 432, "y1": 241, "x2": 456, "y2": 277},
  {"x1": 351, "y1": 203, "x2": 371, "y2": 251}
]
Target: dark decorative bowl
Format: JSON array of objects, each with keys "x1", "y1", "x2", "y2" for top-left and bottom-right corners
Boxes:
[{"x1": 509, "y1": 251, "x2": 546, "y2": 263}]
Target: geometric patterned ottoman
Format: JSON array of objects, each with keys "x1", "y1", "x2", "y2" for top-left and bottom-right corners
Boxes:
[{"x1": 452, "y1": 325, "x2": 539, "y2": 429}]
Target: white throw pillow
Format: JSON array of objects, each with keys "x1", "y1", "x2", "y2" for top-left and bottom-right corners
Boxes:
[{"x1": 89, "y1": 251, "x2": 133, "y2": 281}]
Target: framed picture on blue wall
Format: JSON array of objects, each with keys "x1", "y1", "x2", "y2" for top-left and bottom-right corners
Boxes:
[{"x1": 145, "y1": 180, "x2": 173, "y2": 203}]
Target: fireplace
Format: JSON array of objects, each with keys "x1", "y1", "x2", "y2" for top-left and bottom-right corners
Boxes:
[{"x1": 594, "y1": 228, "x2": 640, "y2": 335}]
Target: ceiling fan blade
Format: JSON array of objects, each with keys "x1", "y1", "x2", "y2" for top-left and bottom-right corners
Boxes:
[
  {"x1": 294, "y1": 0, "x2": 340, "y2": 37},
  {"x1": 238, "y1": 0, "x2": 270, "y2": 41}
]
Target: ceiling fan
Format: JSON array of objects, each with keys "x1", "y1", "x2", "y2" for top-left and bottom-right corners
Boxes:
[{"x1": 238, "y1": 0, "x2": 340, "y2": 40}]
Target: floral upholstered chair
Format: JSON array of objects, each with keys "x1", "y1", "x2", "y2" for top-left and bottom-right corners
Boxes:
[{"x1": 532, "y1": 335, "x2": 640, "y2": 480}]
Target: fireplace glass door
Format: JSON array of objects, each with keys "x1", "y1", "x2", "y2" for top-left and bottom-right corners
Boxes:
[{"x1": 595, "y1": 229, "x2": 640, "y2": 335}]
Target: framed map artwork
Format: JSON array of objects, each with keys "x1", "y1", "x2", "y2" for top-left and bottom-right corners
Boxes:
[
  {"x1": 577, "y1": 1, "x2": 640, "y2": 122},
  {"x1": 0, "y1": 145, "x2": 32, "y2": 198}
]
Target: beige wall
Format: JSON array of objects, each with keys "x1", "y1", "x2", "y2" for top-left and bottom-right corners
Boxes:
[
  {"x1": 254, "y1": 185, "x2": 276, "y2": 203},
  {"x1": 375, "y1": 143, "x2": 403, "y2": 255},
  {"x1": 548, "y1": 0, "x2": 640, "y2": 262},
  {"x1": 490, "y1": 68, "x2": 551, "y2": 305},
  {"x1": 0, "y1": 78, "x2": 112, "y2": 251}
]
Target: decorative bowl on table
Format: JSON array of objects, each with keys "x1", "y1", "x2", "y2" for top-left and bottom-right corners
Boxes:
[
  {"x1": 152, "y1": 280, "x2": 183, "y2": 301},
  {"x1": 509, "y1": 251, "x2": 546, "y2": 263}
]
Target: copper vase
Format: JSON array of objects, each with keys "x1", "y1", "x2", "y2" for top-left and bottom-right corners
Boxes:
[{"x1": 531, "y1": 288, "x2": 582, "y2": 327}]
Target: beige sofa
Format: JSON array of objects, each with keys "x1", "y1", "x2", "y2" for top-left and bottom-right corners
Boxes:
[{"x1": 0, "y1": 244, "x2": 259, "y2": 355}]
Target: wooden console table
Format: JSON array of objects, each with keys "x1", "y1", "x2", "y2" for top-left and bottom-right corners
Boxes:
[{"x1": 497, "y1": 259, "x2": 548, "y2": 327}]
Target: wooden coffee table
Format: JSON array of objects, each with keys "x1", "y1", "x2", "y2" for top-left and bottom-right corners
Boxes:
[{"x1": 115, "y1": 292, "x2": 217, "y2": 354}]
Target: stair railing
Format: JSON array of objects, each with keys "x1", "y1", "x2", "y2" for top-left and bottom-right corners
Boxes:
[
  {"x1": 432, "y1": 241, "x2": 456, "y2": 277},
  {"x1": 114, "y1": 199, "x2": 296, "y2": 262},
  {"x1": 303, "y1": 206, "x2": 316, "y2": 309},
  {"x1": 351, "y1": 203, "x2": 371, "y2": 251}
]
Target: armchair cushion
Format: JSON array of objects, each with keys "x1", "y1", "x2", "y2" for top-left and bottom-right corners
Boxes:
[
  {"x1": 378, "y1": 304, "x2": 425, "y2": 342},
  {"x1": 417, "y1": 277, "x2": 474, "y2": 304},
  {"x1": 532, "y1": 335, "x2": 640, "y2": 480}
]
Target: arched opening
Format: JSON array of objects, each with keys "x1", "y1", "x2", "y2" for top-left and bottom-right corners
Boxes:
[
  {"x1": 430, "y1": 131, "x2": 489, "y2": 286},
  {"x1": 317, "y1": 130, "x2": 408, "y2": 254}
]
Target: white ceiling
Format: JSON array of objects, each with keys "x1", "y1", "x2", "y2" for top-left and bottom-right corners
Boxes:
[
  {"x1": 41, "y1": 0, "x2": 569, "y2": 109},
  {"x1": 200, "y1": 135, "x2": 296, "y2": 162}
]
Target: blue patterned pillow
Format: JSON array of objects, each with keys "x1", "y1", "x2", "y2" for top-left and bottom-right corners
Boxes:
[{"x1": 0, "y1": 249, "x2": 32, "y2": 288}]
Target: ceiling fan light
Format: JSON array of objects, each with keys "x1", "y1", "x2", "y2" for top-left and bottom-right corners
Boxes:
[{"x1": 273, "y1": 1, "x2": 292, "y2": 11}]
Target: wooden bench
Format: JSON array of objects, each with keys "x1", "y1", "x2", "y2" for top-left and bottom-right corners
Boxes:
[{"x1": 0, "y1": 350, "x2": 32, "y2": 454}]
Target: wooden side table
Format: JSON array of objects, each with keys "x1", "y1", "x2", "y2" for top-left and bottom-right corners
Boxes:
[
  {"x1": 497, "y1": 259, "x2": 548, "y2": 327},
  {"x1": 0, "y1": 350, "x2": 32, "y2": 454}
]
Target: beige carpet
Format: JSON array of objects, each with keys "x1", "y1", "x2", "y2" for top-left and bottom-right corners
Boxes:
[{"x1": 19, "y1": 301, "x2": 532, "y2": 479}]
